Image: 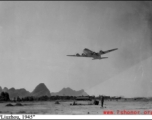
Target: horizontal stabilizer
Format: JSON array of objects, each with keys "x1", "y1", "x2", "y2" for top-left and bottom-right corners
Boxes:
[
  {"x1": 92, "y1": 57, "x2": 108, "y2": 60},
  {"x1": 101, "y1": 57, "x2": 108, "y2": 59}
]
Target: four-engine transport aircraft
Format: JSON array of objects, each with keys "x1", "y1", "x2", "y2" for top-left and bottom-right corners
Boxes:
[{"x1": 67, "y1": 48, "x2": 118, "y2": 60}]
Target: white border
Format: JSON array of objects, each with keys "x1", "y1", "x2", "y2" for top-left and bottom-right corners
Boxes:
[
  {"x1": 1, "y1": 115, "x2": 152, "y2": 119},
  {"x1": 34, "y1": 115, "x2": 152, "y2": 119}
]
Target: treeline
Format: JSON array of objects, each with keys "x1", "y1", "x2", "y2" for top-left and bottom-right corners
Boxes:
[
  {"x1": 0, "y1": 92, "x2": 10, "y2": 101},
  {"x1": 96, "y1": 96, "x2": 122, "y2": 101},
  {"x1": 0, "y1": 94, "x2": 95, "y2": 102},
  {"x1": 0, "y1": 92, "x2": 123, "y2": 102},
  {"x1": 12, "y1": 95, "x2": 122, "y2": 102},
  {"x1": 13, "y1": 96, "x2": 91, "y2": 102}
]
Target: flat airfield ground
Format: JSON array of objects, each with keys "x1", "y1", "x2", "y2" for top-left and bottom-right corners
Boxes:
[{"x1": 0, "y1": 100, "x2": 152, "y2": 115}]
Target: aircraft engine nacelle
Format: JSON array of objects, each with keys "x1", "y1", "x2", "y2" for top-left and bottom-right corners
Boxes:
[
  {"x1": 76, "y1": 53, "x2": 80, "y2": 56},
  {"x1": 99, "y1": 50, "x2": 104, "y2": 54}
]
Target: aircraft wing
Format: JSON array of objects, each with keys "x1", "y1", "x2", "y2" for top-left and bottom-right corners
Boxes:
[
  {"x1": 103, "y1": 48, "x2": 118, "y2": 54},
  {"x1": 67, "y1": 55, "x2": 91, "y2": 57}
]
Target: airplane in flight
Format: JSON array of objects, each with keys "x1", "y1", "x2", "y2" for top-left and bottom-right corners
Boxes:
[{"x1": 67, "y1": 48, "x2": 118, "y2": 60}]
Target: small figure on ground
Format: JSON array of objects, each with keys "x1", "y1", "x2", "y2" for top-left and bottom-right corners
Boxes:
[
  {"x1": 100, "y1": 95, "x2": 104, "y2": 107},
  {"x1": 73, "y1": 100, "x2": 77, "y2": 105},
  {"x1": 55, "y1": 101, "x2": 60, "y2": 104}
]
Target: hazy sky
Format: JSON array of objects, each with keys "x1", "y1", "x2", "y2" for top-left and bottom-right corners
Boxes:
[{"x1": 0, "y1": 1, "x2": 152, "y2": 97}]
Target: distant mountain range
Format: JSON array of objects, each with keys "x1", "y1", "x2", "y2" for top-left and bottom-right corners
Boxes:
[
  {"x1": 5, "y1": 88, "x2": 30, "y2": 98},
  {"x1": 0, "y1": 83, "x2": 88, "y2": 98},
  {"x1": 51, "y1": 87, "x2": 88, "y2": 96}
]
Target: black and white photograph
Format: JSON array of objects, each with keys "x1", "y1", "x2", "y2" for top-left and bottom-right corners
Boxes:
[{"x1": 0, "y1": 1, "x2": 152, "y2": 117}]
